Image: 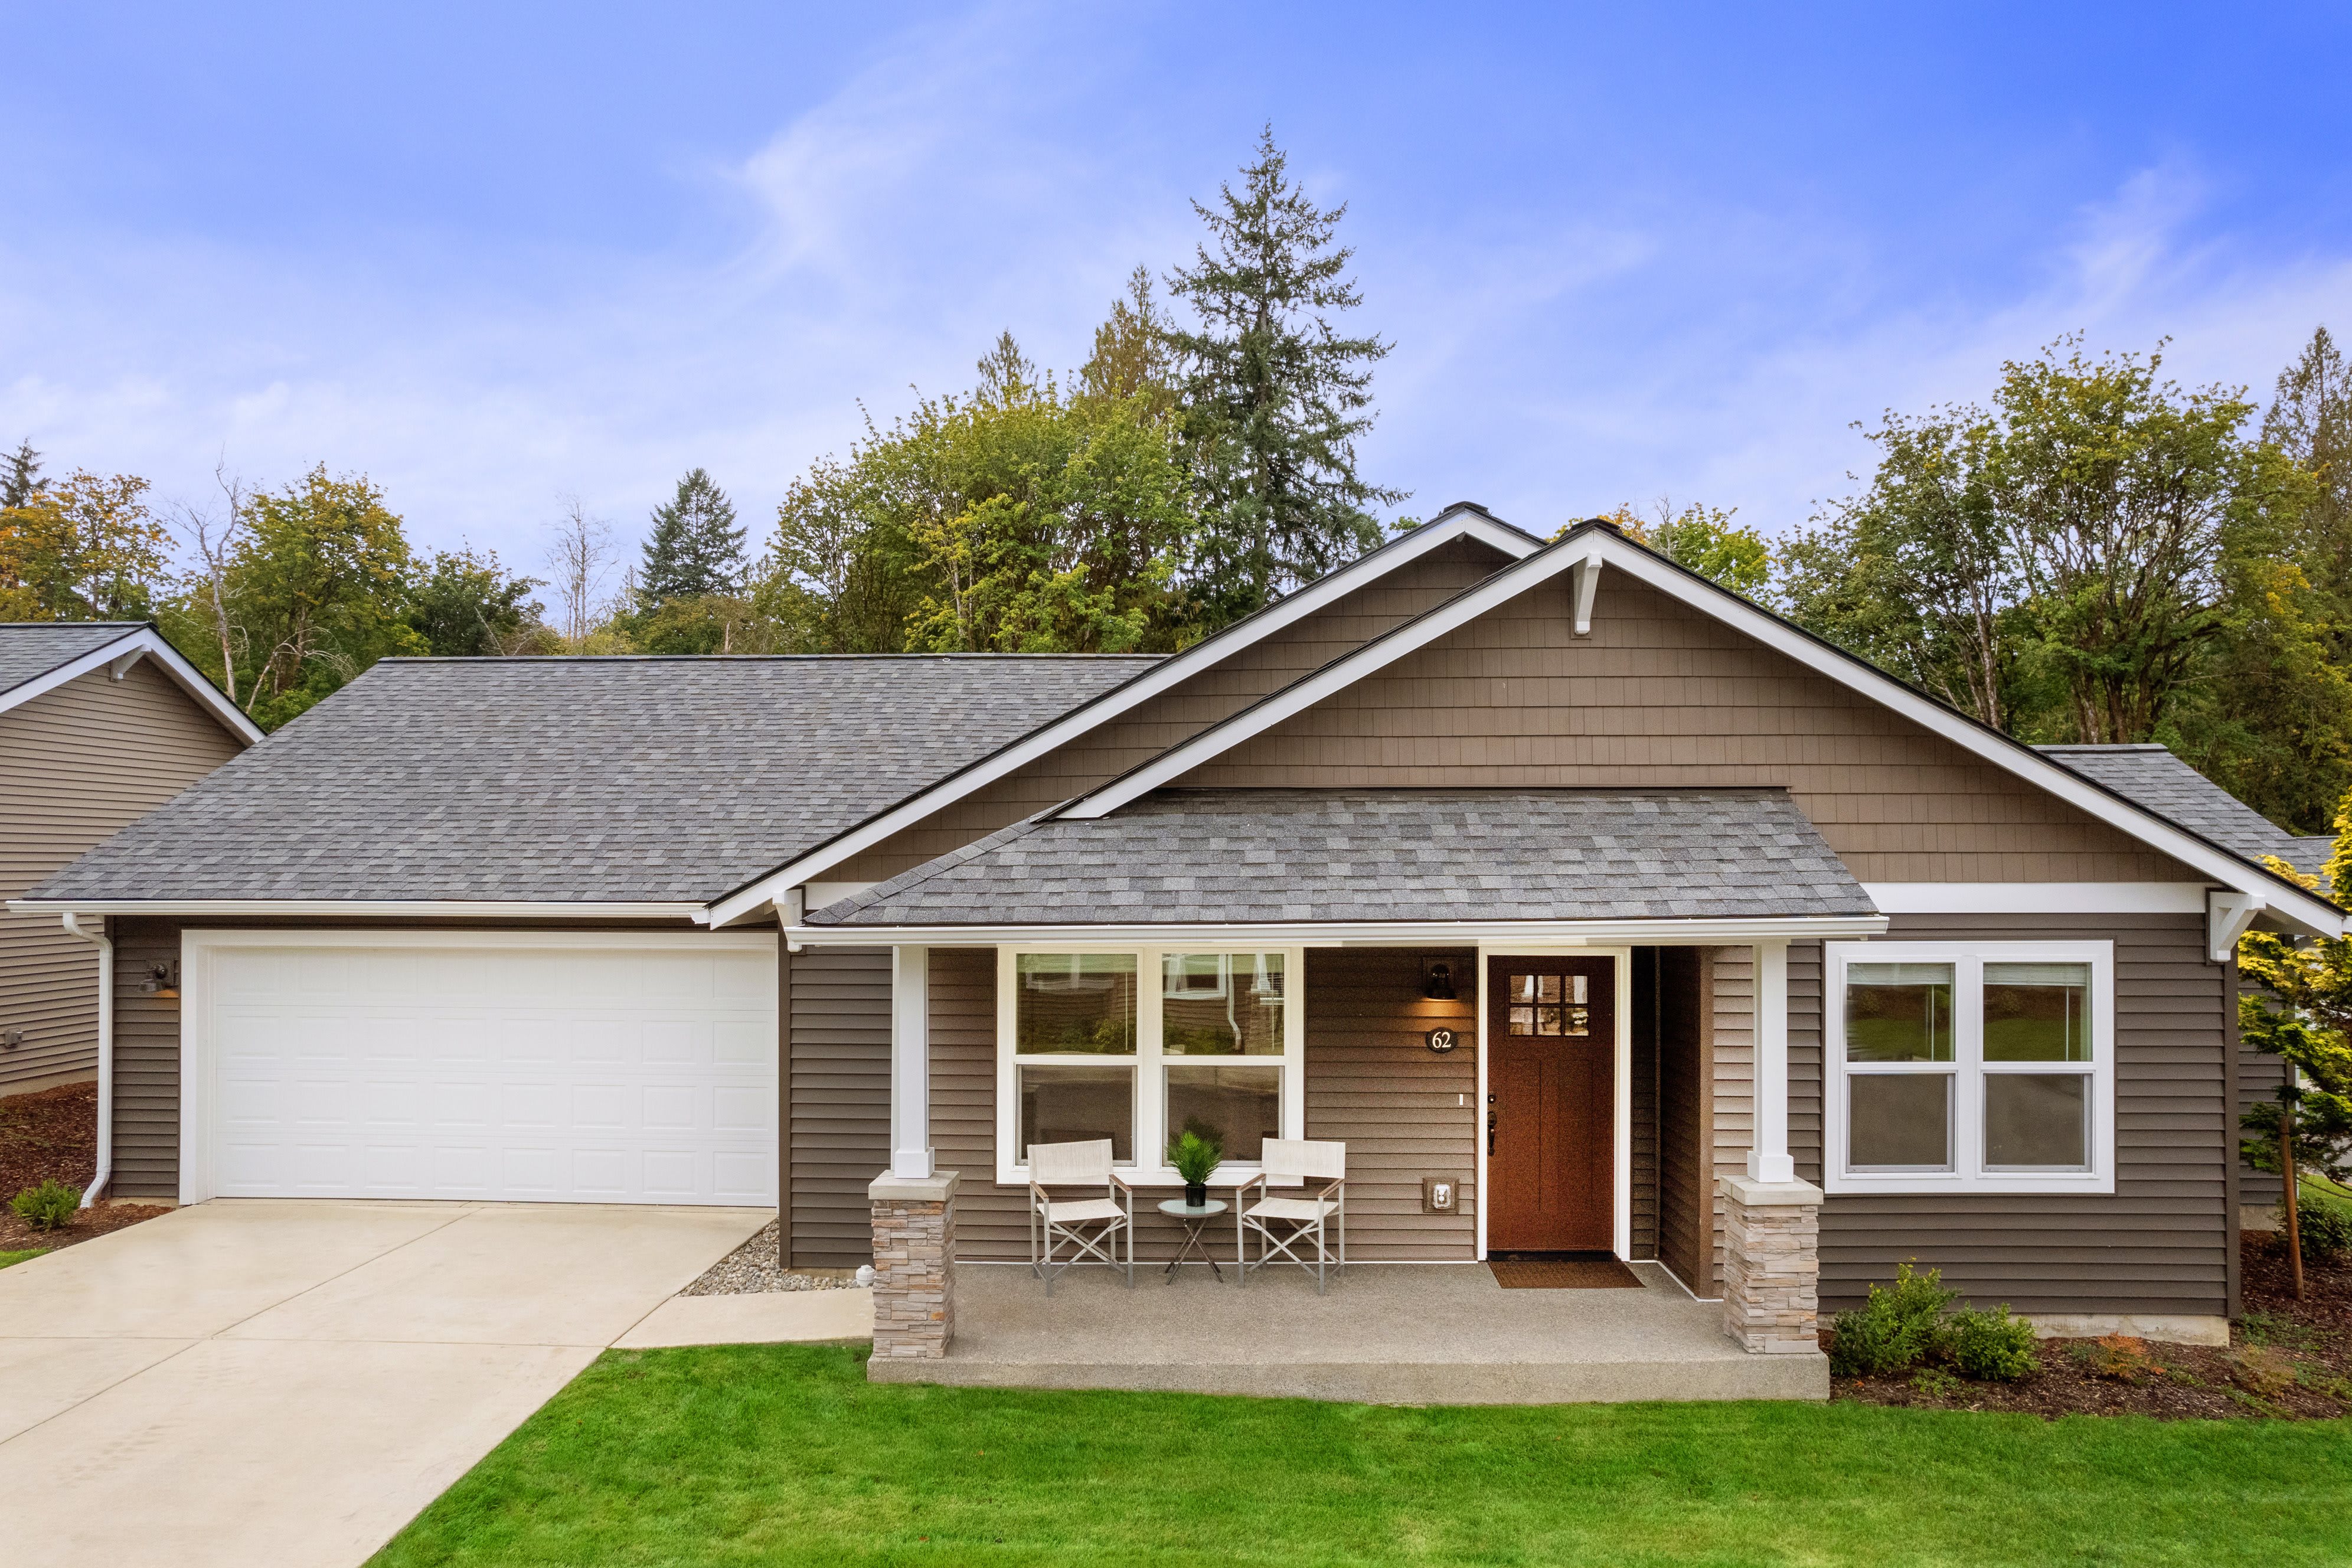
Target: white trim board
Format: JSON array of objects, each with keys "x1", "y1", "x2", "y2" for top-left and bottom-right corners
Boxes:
[
  {"x1": 698, "y1": 505, "x2": 1540, "y2": 927},
  {"x1": 1862, "y1": 883, "x2": 2210, "y2": 914},
  {"x1": 0, "y1": 624, "x2": 262, "y2": 743},
  {"x1": 789, "y1": 914, "x2": 1890, "y2": 948},
  {"x1": 1052, "y1": 525, "x2": 2343, "y2": 939}
]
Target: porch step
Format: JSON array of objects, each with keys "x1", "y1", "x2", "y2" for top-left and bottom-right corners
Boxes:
[{"x1": 870, "y1": 1261, "x2": 1828, "y2": 1405}]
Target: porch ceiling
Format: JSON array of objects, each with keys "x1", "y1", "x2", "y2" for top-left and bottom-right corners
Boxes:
[{"x1": 808, "y1": 788, "x2": 1873, "y2": 929}]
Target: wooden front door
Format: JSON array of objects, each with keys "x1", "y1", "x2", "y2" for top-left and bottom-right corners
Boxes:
[{"x1": 1486, "y1": 956, "x2": 1615, "y2": 1253}]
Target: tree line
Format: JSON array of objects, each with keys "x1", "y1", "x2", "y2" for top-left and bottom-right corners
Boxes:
[{"x1": 6, "y1": 129, "x2": 2352, "y2": 840}]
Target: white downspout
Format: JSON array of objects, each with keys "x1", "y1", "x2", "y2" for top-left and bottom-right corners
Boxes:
[{"x1": 60, "y1": 913, "x2": 112, "y2": 1209}]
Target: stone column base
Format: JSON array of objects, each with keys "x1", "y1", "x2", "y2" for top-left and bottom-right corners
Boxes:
[
  {"x1": 868, "y1": 1170, "x2": 959, "y2": 1361},
  {"x1": 1720, "y1": 1174, "x2": 1824, "y2": 1355}
]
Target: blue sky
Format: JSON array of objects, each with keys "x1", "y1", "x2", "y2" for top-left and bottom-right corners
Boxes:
[{"x1": 6, "y1": 3, "x2": 2351, "y2": 574}]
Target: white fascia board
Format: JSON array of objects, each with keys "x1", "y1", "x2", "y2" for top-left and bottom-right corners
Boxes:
[
  {"x1": 1060, "y1": 533, "x2": 1608, "y2": 818},
  {"x1": 785, "y1": 913, "x2": 1890, "y2": 948},
  {"x1": 1863, "y1": 883, "x2": 2210, "y2": 914},
  {"x1": 699, "y1": 506, "x2": 1541, "y2": 927},
  {"x1": 0, "y1": 626, "x2": 262, "y2": 744},
  {"x1": 1060, "y1": 527, "x2": 2344, "y2": 937},
  {"x1": 8, "y1": 898, "x2": 710, "y2": 920}
]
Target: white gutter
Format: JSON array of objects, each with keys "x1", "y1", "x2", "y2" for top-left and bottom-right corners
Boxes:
[
  {"x1": 9, "y1": 899, "x2": 707, "y2": 920},
  {"x1": 782, "y1": 913, "x2": 1891, "y2": 948},
  {"x1": 59, "y1": 914, "x2": 112, "y2": 1210}
]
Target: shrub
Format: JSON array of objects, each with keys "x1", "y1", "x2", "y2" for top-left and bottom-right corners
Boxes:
[
  {"x1": 1944, "y1": 1305, "x2": 2038, "y2": 1382},
  {"x1": 1167, "y1": 1129, "x2": 1223, "y2": 1187},
  {"x1": 1827, "y1": 1261, "x2": 1956, "y2": 1377},
  {"x1": 2230, "y1": 1345, "x2": 2298, "y2": 1400},
  {"x1": 2295, "y1": 1194, "x2": 2352, "y2": 1265},
  {"x1": 2071, "y1": 1334, "x2": 2156, "y2": 1384},
  {"x1": 10, "y1": 1180, "x2": 80, "y2": 1231}
]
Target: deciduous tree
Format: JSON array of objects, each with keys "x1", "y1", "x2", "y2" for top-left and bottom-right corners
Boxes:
[{"x1": 0, "y1": 469, "x2": 173, "y2": 620}]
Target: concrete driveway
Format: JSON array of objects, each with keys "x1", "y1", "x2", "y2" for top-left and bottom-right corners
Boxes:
[{"x1": 0, "y1": 1200, "x2": 768, "y2": 1568}]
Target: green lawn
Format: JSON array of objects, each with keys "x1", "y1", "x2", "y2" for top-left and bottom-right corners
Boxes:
[
  {"x1": 373, "y1": 1344, "x2": 2352, "y2": 1568},
  {"x1": 0, "y1": 1247, "x2": 46, "y2": 1269}
]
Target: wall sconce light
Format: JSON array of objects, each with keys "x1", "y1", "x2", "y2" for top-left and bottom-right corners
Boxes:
[
  {"x1": 1422, "y1": 958, "x2": 1457, "y2": 1001},
  {"x1": 143, "y1": 961, "x2": 180, "y2": 999}
]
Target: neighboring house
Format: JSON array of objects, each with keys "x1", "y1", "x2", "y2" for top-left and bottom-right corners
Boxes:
[
  {"x1": 15, "y1": 508, "x2": 2341, "y2": 1363},
  {"x1": 0, "y1": 623, "x2": 259, "y2": 1093}
]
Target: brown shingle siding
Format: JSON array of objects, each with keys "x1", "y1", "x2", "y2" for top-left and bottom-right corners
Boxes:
[{"x1": 788, "y1": 946, "x2": 890, "y2": 1267}]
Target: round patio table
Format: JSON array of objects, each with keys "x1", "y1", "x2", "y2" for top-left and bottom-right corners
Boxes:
[{"x1": 1157, "y1": 1197, "x2": 1230, "y2": 1282}]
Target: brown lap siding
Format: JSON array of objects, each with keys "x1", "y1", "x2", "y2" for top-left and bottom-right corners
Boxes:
[
  {"x1": 926, "y1": 945, "x2": 1482, "y2": 1263},
  {"x1": 109, "y1": 917, "x2": 183, "y2": 1200},
  {"x1": 1794, "y1": 913, "x2": 2230, "y2": 1319},
  {"x1": 786, "y1": 946, "x2": 891, "y2": 1268}
]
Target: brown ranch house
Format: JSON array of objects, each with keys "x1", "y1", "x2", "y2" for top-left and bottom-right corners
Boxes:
[
  {"x1": 1, "y1": 623, "x2": 258, "y2": 1103},
  {"x1": 16, "y1": 508, "x2": 2338, "y2": 1402}
]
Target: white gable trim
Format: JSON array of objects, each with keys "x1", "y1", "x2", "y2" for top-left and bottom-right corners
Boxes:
[
  {"x1": 0, "y1": 625, "x2": 263, "y2": 744},
  {"x1": 698, "y1": 505, "x2": 1540, "y2": 927},
  {"x1": 1058, "y1": 527, "x2": 2345, "y2": 939}
]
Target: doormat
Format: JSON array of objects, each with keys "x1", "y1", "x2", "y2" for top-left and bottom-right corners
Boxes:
[{"x1": 1488, "y1": 1259, "x2": 1644, "y2": 1289}]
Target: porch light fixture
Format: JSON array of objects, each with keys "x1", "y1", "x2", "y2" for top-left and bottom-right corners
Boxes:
[
  {"x1": 1422, "y1": 959, "x2": 1457, "y2": 1001},
  {"x1": 143, "y1": 961, "x2": 180, "y2": 999}
]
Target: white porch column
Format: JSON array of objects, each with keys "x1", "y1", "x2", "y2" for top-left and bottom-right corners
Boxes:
[
  {"x1": 888, "y1": 945, "x2": 933, "y2": 1180},
  {"x1": 1746, "y1": 939, "x2": 1794, "y2": 1184}
]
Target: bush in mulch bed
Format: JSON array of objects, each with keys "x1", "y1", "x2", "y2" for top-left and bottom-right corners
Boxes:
[
  {"x1": 1830, "y1": 1232, "x2": 2352, "y2": 1419},
  {"x1": 0, "y1": 1081, "x2": 171, "y2": 1255}
]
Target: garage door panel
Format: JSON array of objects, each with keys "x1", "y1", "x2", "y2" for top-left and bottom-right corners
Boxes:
[{"x1": 205, "y1": 937, "x2": 777, "y2": 1206}]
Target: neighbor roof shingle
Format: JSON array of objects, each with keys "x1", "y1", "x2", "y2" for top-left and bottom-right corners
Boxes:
[
  {"x1": 0, "y1": 622, "x2": 143, "y2": 697},
  {"x1": 811, "y1": 787, "x2": 1873, "y2": 926},
  {"x1": 30, "y1": 655, "x2": 1160, "y2": 904}
]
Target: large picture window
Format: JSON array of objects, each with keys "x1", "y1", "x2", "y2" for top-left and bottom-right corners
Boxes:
[
  {"x1": 1824, "y1": 941, "x2": 2113, "y2": 1195},
  {"x1": 998, "y1": 947, "x2": 1305, "y2": 1184}
]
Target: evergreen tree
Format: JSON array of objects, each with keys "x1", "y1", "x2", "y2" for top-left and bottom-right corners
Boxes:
[
  {"x1": 974, "y1": 331, "x2": 1040, "y2": 407},
  {"x1": 2, "y1": 440, "x2": 42, "y2": 509},
  {"x1": 1078, "y1": 266, "x2": 1177, "y2": 421},
  {"x1": 1166, "y1": 126, "x2": 1404, "y2": 623},
  {"x1": 638, "y1": 468, "x2": 746, "y2": 606}
]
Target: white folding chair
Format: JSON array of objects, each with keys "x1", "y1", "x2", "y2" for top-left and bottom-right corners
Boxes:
[
  {"x1": 1237, "y1": 1138, "x2": 1346, "y2": 1293},
  {"x1": 1027, "y1": 1138, "x2": 1135, "y2": 1295}
]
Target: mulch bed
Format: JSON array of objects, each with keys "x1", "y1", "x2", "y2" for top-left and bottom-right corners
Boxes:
[
  {"x1": 1831, "y1": 1233, "x2": 2352, "y2": 1420},
  {"x1": 0, "y1": 1080, "x2": 172, "y2": 1255}
]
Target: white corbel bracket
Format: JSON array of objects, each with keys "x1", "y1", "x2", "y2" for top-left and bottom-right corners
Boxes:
[
  {"x1": 1571, "y1": 557, "x2": 1602, "y2": 636},
  {"x1": 109, "y1": 649, "x2": 145, "y2": 681},
  {"x1": 2207, "y1": 889, "x2": 2265, "y2": 963}
]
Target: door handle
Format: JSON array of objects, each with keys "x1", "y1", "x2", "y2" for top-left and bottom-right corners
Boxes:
[{"x1": 1486, "y1": 1108, "x2": 1497, "y2": 1157}]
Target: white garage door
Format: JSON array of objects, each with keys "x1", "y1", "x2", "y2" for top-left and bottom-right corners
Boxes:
[{"x1": 193, "y1": 933, "x2": 777, "y2": 1206}]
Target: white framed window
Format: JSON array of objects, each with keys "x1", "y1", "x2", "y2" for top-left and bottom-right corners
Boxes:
[
  {"x1": 995, "y1": 945, "x2": 1306, "y2": 1185},
  {"x1": 1824, "y1": 940, "x2": 2113, "y2": 1195}
]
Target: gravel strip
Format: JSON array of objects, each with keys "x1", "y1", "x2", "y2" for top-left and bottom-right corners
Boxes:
[{"x1": 685, "y1": 1220, "x2": 863, "y2": 1295}]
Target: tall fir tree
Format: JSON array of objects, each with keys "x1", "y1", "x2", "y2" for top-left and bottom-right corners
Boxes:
[
  {"x1": 2, "y1": 440, "x2": 43, "y2": 509},
  {"x1": 638, "y1": 468, "x2": 746, "y2": 606},
  {"x1": 1166, "y1": 126, "x2": 1403, "y2": 624}
]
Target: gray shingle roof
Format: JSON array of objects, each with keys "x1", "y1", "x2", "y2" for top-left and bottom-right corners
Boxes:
[
  {"x1": 0, "y1": 622, "x2": 142, "y2": 697},
  {"x1": 2035, "y1": 744, "x2": 2307, "y2": 868},
  {"x1": 31, "y1": 655, "x2": 1159, "y2": 904},
  {"x1": 811, "y1": 788, "x2": 1872, "y2": 926}
]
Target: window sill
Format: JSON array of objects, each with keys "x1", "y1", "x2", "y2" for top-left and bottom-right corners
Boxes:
[
  {"x1": 1824, "y1": 1170, "x2": 2113, "y2": 1197},
  {"x1": 997, "y1": 1167, "x2": 1301, "y2": 1190}
]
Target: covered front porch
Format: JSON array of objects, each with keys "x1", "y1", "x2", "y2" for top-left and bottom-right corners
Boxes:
[{"x1": 870, "y1": 1259, "x2": 1828, "y2": 1404}]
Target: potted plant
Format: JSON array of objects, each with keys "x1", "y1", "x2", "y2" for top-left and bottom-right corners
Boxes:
[{"x1": 1168, "y1": 1128, "x2": 1222, "y2": 1208}]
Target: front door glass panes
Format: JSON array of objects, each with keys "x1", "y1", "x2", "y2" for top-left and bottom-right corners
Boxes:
[
  {"x1": 1016, "y1": 953, "x2": 1137, "y2": 1054},
  {"x1": 1507, "y1": 972, "x2": 1589, "y2": 1037},
  {"x1": 1161, "y1": 953, "x2": 1285, "y2": 1055},
  {"x1": 1845, "y1": 963, "x2": 1954, "y2": 1062}
]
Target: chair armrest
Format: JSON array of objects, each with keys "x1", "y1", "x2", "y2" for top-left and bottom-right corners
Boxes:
[
  {"x1": 1315, "y1": 1178, "x2": 1345, "y2": 1203},
  {"x1": 1236, "y1": 1171, "x2": 1268, "y2": 1198},
  {"x1": 1107, "y1": 1171, "x2": 1135, "y2": 1193}
]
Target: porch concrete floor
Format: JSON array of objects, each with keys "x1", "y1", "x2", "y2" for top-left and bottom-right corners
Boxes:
[{"x1": 872, "y1": 1260, "x2": 1828, "y2": 1404}]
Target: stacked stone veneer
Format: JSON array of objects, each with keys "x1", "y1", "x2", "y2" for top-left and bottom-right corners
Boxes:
[
  {"x1": 868, "y1": 1170, "x2": 958, "y2": 1361},
  {"x1": 1720, "y1": 1174, "x2": 1824, "y2": 1355}
]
